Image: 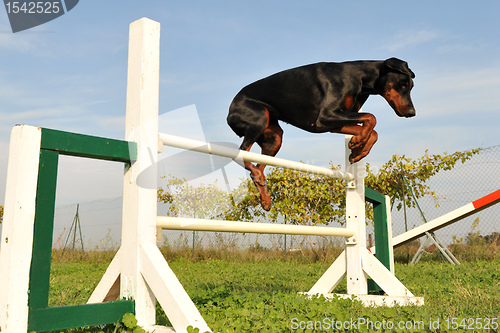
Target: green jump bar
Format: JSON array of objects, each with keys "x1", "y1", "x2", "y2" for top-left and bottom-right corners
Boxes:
[
  {"x1": 41, "y1": 127, "x2": 137, "y2": 163},
  {"x1": 28, "y1": 300, "x2": 135, "y2": 332}
]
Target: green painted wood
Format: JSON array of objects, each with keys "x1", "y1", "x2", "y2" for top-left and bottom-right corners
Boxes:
[
  {"x1": 365, "y1": 187, "x2": 391, "y2": 293},
  {"x1": 29, "y1": 149, "x2": 59, "y2": 310},
  {"x1": 28, "y1": 300, "x2": 135, "y2": 332},
  {"x1": 365, "y1": 187, "x2": 391, "y2": 271},
  {"x1": 24, "y1": 129, "x2": 140, "y2": 331},
  {"x1": 25, "y1": 128, "x2": 139, "y2": 331},
  {"x1": 41, "y1": 128, "x2": 137, "y2": 163}
]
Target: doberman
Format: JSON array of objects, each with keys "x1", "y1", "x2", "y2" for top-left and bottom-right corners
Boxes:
[{"x1": 227, "y1": 57, "x2": 416, "y2": 210}]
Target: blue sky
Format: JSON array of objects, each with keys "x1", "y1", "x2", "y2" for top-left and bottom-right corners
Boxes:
[{"x1": 1, "y1": 1, "x2": 499, "y2": 243}]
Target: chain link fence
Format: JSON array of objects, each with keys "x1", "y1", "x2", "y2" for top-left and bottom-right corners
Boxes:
[
  {"x1": 42, "y1": 144, "x2": 496, "y2": 254},
  {"x1": 389, "y1": 144, "x2": 500, "y2": 245},
  {"x1": 159, "y1": 144, "x2": 500, "y2": 253}
]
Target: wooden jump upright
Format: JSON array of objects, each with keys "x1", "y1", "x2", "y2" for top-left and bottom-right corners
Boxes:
[{"x1": 0, "y1": 17, "x2": 423, "y2": 333}]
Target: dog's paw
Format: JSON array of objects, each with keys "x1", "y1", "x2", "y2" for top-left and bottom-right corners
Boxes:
[
  {"x1": 349, "y1": 137, "x2": 359, "y2": 149},
  {"x1": 349, "y1": 148, "x2": 368, "y2": 163},
  {"x1": 349, "y1": 137, "x2": 366, "y2": 150},
  {"x1": 259, "y1": 191, "x2": 272, "y2": 211}
]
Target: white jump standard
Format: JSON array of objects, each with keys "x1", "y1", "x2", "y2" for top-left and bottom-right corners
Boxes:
[{"x1": 0, "y1": 17, "x2": 423, "y2": 333}]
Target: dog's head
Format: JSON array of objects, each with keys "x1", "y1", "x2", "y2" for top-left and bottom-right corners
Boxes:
[{"x1": 377, "y1": 58, "x2": 416, "y2": 118}]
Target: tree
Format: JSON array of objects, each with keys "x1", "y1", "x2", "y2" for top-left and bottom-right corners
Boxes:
[
  {"x1": 225, "y1": 148, "x2": 481, "y2": 226},
  {"x1": 225, "y1": 163, "x2": 345, "y2": 226},
  {"x1": 157, "y1": 176, "x2": 233, "y2": 219},
  {"x1": 365, "y1": 148, "x2": 481, "y2": 210},
  {"x1": 157, "y1": 176, "x2": 235, "y2": 252}
]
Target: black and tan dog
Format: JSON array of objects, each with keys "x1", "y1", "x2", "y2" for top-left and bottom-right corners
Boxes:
[{"x1": 227, "y1": 58, "x2": 416, "y2": 210}]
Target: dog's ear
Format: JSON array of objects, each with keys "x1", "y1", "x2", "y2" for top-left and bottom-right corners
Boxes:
[{"x1": 384, "y1": 58, "x2": 415, "y2": 78}]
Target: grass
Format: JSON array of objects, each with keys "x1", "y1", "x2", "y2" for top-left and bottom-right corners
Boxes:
[{"x1": 45, "y1": 242, "x2": 500, "y2": 333}]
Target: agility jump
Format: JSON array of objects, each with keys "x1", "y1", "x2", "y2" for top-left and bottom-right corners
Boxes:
[
  {"x1": 111, "y1": 17, "x2": 422, "y2": 332},
  {"x1": 0, "y1": 18, "x2": 422, "y2": 333}
]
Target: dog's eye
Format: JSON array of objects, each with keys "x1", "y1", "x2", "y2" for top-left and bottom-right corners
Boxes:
[{"x1": 400, "y1": 81, "x2": 408, "y2": 88}]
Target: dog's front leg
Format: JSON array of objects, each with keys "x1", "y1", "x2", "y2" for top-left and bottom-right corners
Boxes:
[
  {"x1": 346, "y1": 113, "x2": 376, "y2": 149},
  {"x1": 331, "y1": 113, "x2": 378, "y2": 162}
]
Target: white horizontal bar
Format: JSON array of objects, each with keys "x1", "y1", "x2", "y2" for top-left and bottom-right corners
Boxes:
[
  {"x1": 159, "y1": 133, "x2": 354, "y2": 180},
  {"x1": 392, "y1": 203, "x2": 475, "y2": 247},
  {"x1": 393, "y1": 189, "x2": 500, "y2": 248},
  {"x1": 157, "y1": 216, "x2": 356, "y2": 237}
]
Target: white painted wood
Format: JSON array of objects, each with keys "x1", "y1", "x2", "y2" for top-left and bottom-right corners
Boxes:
[
  {"x1": 140, "y1": 243, "x2": 211, "y2": 333},
  {"x1": 121, "y1": 17, "x2": 161, "y2": 327},
  {"x1": 156, "y1": 226, "x2": 163, "y2": 243},
  {"x1": 142, "y1": 325, "x2": 176, "y2": 333},
  {"x1": 2, "y1": 17, "x2": 424, "y2": 333},
  {"x1": 392, "y1": 202, "x2": 474, "y2": 247},
  {"x1": 385, "y1": 195, "x2": 395, "y2": 273},
  {"x1": 157, "y1": 216, "x2": 356, "y2": 237},
  {"x1": 159, "y1": 133, "x2": 354, "y2": 180},
  {"x1": 344, "y1": 135, "x2": 367, "y2": 295},
  {"x1": 361, "y1": 248, "x2": 413, "y2": 297},
  {"x1": 0, "y1": 125, "x2": 42, "y2": 333},
  {"x1": 307, "y1": 250, "x2": 346, "y2": 294},
  {"x1": 87, "y1": 248, "x2": 122, "y2": 303},
  {"x1": 92, "y1": 19, "x2": 423, "y2": 333}
]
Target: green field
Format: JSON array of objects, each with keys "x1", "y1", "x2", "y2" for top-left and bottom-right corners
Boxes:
[{"x1": 47, "y1": 247, "x2": 500, "y2": 333}]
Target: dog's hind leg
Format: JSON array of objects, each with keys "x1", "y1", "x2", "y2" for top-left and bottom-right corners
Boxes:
[
  {"x1": 228, "y1": 106, "x2": 269, "y2": 184},
  {"x1": 253, "y1": 120, "x2": 283, "y2": 210},
  {"x1": 238, "y1": 132, "x2": 275, "y2": 211},
  {"x1": 228, "y1": 102, "x2": 282, "y2": 211}
]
